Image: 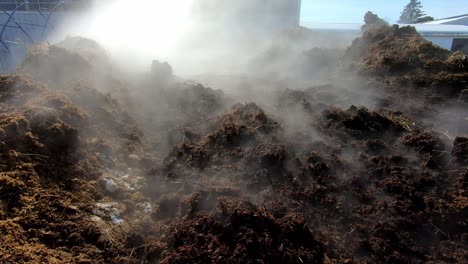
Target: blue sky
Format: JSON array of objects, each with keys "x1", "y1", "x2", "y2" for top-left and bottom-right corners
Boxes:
[{"x1": 301, "y1": 0, "x2": 467, "y2": 23}]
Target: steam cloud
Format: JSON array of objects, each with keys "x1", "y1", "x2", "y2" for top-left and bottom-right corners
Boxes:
[
  {"x1": 53, "y1": 0, "x2": 315, "y2": 77},
  {"x1": 1, "y1": 2, "x2": 467, "y2": 263}
]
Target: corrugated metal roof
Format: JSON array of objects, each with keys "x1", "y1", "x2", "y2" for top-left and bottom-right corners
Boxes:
[
  {"x1": 423, "y1": 14, "x2": 468, "y2": 25},
  {"x1": 412, "y1": 24, "x2": 468, "y2": 35}
]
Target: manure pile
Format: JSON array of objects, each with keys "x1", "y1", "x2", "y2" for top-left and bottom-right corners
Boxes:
[{"x1": 0, "y1": 19, "x2": 467, "y2": 263}]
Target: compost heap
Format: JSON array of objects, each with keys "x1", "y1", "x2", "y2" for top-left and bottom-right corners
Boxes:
[{"x1": 1, "y1": 18, "x2": 467, "y2": 264}]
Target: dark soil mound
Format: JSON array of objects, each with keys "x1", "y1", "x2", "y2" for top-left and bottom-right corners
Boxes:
[
  {"x1": 322, "y1": 106, "x2": 405, "y2": 139},
  {"x1": 1, "y1": 14, "x2": 467, "y2": 264},
  {"x1": 161, "y1": 199, "x2": 324, "y2": 264},
  {"x1": 0, "y1": 74, "x2": 145, "y2": 262},
  {"x1": 140, "y1": 99, "x2": 466, "y2": 263},
  {"x1": 17, "y1": 38, "x2": 113, "y2": 88},
  {"x1": 155, "y1": 103, "x2": 285, "y2": 193},
  {"x1": 452, "y1": 137, "x2": 468, "y2": 166},
  {"x1": 344, "y1": 22, "x2": 468, "y2": 99}
]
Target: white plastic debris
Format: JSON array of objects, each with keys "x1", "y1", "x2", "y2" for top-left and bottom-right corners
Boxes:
[
  {"x1": 123, "y1": 182, "x2": 135, "y2": 191},
  {"x1": 128, "y1": 154, "x2": 140, "y2": 161},
  {"x1": 136, "y1": 202, "x2": 153, "y2": 214},
  {"x1": 110, "y1": 214, "x2": 124, "y2": 224},
  {"x1": 104, "y1": 178, "x2": 117, "y2": 193},
  {"x1": 93, "y1": 202, "x2": 124, "y2": 225},
  {"x1": 90, "y1": 215, "x2": 103, "y2": 222},
  {"x1": 143, "y1": 202, "x2": 152, "y2": 214}
]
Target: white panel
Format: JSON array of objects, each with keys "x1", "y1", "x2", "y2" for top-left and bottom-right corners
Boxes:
[{"x1": 423, "y1": 36, "x2": 454, "y2": 50}]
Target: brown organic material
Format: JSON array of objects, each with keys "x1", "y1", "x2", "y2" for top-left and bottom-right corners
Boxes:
[{"x1": 1, "y1": 21, "x2": 468, "y2": 264}]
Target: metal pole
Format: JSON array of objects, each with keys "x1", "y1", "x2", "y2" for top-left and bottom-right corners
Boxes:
[
  {"x1": 297, "y1": 0, "x2": 302, "y2": 26},
  {"x1": 0, "y1": 2, "x2": 30, "y2": 51},
  {"x1": 0, "y1": 9, "x2": 35, "y2": 42},
  {"x1": 40, "y1": 0, "x2": 64, "y2": 40}
]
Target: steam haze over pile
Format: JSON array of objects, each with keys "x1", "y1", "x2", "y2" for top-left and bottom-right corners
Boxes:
[
  {"x1": 57, "y1": 0, "x2": 291, "y2": 76},
  {"x1": 1, "y1": 1, "x2": 467, "y2": 262}
]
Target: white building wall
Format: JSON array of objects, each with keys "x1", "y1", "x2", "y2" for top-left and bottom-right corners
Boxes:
[{"x1": 422, "y1": 36, "x2": 454, "y2": 50}]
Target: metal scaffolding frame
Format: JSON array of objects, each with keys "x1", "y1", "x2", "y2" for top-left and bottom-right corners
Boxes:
[
  {"x1": 0, "y1": 0, "x2": 65, "y2": 70},
  {"x1": 0, "y1": 1, "x2": 64, "y2": 47},
  {"x1": 0, "y1": 0, "x2": 65, "y2": 11}
]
